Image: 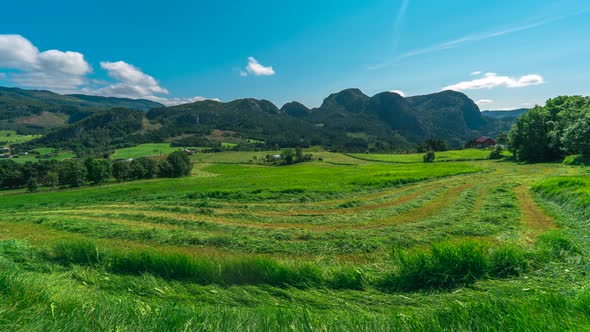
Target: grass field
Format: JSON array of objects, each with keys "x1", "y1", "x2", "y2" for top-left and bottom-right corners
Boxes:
[
  {"x1": 350, "y1": 148, "x2": 511, "y2": 163},
  {"x1": 0, "y1": 150, "x2": 588, "y2": 330},
  {"x1": 111, "y1": 143, "x2": 184, "y2": 159},
  {"x1": 0, "y1": 130, "x2": 39, "y2": 146}
]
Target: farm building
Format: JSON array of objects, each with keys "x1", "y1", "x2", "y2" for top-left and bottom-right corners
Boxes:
[{"x1": 468, "y1": 136, "x2": 497, "y2": 148}]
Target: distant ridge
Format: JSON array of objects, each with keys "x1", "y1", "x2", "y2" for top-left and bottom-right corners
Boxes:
[
  {"x1": 481, "y1": 108, "x2": 529, "y2": 119},
  {"x1": 3, "y1": 86, "x2": 515, "y2": 153}
]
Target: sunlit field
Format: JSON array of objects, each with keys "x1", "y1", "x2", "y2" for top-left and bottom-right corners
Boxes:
[{"x1": 0, "y1": 150, "x2": 588, "y2": 330}]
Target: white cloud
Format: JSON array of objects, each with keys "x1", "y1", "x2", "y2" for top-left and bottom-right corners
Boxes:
[
  {"x1": 471, "y1": 71, "x2": 481, "y2": 76},
  {"x1": 443, "y1": 72, "x2": 544, "y2": 91},
  {"x1": 0, "y1": 34, "x2": 92, "y2": 91},
  {"x1": 245, "y1": 57, "x2": 275, "y2": 76},
  {"x1": 97, "y1": 61, "x2": 168, "y2": 98},
  {"x1": 0, "y1": 34, "x2": 215, "y2": 104},
  {"x1": 239, "y1": 70, "x2": 248, "y2": 77},
  {"x1": 390, "y1": 89, "x2": 406, "y2": 97},
  {"x1": 476, "y1": 99, "x2": 493, "y2": 106},
  {"x1": 0, "y1": 35, "x2": 38, "y2": 70},
  {"x1": 149, "y1": 95, "x2": 220, "y2": 106}
]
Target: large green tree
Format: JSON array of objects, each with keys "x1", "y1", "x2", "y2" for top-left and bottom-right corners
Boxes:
[{"x1": 509, "y1": 96, "x2": 590, "y2": 162}]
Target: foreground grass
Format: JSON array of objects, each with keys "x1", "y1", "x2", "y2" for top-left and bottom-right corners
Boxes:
[{"x1": 0, "y1": 153, "x2": 587, "y2": 330}]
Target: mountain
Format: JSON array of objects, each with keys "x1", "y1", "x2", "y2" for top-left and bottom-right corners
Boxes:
[
  {"x1": 0, "y1": 87, "x2": 162, "y2": 134},
  {"x1": 18, "y1": 108, "x2": 145, "y2": 154},
  {"x1": 7, "y1": 86, "x2": 518, "y2": 154},
  {"x1": 481, "y1": 108, "x2": 529, "y2": 119},
  {"x1": 280, "y1": 102, "x2": 311, "y2": 118},
  {"x1": 147, "y1": 98, "x2": 321, "y2": 148}
]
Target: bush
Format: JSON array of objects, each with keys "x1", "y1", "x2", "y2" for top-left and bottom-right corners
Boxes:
[
  {"x1": 423, "y1": 151, "x2": 435, "y2": 163},
  {"x1": 563, "y1": 154, "x2": 590, "y2": 166},
  {"x1": 488, "y1": 146, "x2": 504, "y2": 160}
]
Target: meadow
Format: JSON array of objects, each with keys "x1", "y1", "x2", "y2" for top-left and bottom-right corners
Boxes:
[
  {"x1": 349, "y1": 148, "x2": 511, "y2": 163},
  {"x1": 0, "y1": 149, "x2": 588, "y2": 330},
  {"x1": 0, "y1": 130, "x2": 39, "y2": 146}
]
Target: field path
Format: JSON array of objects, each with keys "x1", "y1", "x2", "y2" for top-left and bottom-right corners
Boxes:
[{"x1": 515, "y1": 184, "x2": 555, "y2": 239}]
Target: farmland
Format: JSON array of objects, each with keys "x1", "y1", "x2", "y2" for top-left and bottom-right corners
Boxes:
[{"x1": 0, "y1": 150, "x2": 588, "y2": 330}]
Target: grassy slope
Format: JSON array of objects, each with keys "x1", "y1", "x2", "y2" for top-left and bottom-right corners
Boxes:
[
  {"x1": 0, "y1": 130, "x2": 39, "y2": 146},
  {"x1": 350, "y1": 149, "x2": 511, "y2": 163},
  {"x1": 111, "y1": 143, "x2": 181, "y2": 159},
  {"x1": 0, "y1": 152, "x2": 588, "y2": 330}
]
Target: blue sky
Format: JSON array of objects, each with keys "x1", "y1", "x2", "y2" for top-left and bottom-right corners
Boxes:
[{"x1": 0, "y1": 0, "x2": 588, "y2": 109}]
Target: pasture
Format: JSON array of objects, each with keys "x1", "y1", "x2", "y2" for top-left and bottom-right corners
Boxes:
[
  {"x1": 111, "y1": 143, "x2": 183, "y2": 159},
  {"x1": 0, "y1": 150, "x2": 588, "y2": 330},
  {"x1": 350, "y1": 148, "x2": 510, "y2": 163},
  {"x1": 0, "y1": 130, "x2": 39, "y2": 146}
]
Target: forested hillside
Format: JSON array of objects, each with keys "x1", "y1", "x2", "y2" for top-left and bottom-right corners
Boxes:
[
  {"x1": 2, "y1": 86, "x2": 520, "y2": 154},
  {"x1": 0, "y1": 87, "x2": 162, "y2": 134}
]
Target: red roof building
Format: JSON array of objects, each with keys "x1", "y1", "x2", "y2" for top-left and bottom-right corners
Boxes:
[{"x1": 469, "y1": 136, "x2": 497, "y2": 148}]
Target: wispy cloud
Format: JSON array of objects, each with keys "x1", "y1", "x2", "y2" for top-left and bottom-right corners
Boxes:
[
  {"x1": 475, "y1": 99, "x2": 493, "y2": 106},
  {"x1": 392, "y1": 0, "x2": 410, "y2": 52},
  {"x1": 443, "y1": 72, "x2": 544, "y2": 91},
  {"x1": 369, "y1": 7, "x2": 590, "y2": 70}
]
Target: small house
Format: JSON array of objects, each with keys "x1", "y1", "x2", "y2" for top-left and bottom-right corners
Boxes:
[{"x1": 468, "y1": 136, "x2": 497, "y2": 148}]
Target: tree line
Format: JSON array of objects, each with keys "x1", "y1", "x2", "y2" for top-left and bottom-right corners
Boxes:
[
  {"x1": 0, "y1": 151, "x2": 193, "y2": 192},
  {"x1": 509, "y1": 96, "x2": 590, "y2": 162}
]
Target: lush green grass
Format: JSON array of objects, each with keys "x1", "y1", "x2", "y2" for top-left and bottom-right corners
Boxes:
[
  {"x1": 0, "y1": 130, "x2": 38, "y2": 145},
  {"x1": 111, "y1": 143, "x2": 182, "y2": 159},
  {"x1": 350, "y1": 149, "x2": 511, "y2": 163},
  {"x1": 0, "y1": 151, "x2": 587, "y2": 330}
]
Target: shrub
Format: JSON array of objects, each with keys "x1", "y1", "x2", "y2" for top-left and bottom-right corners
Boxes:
[
  {"x1": 423, "y1": 151, "x2": 435, "y2": 163},
  {"x1": 563, "y1": 154, "x2": 590, "y2": 166},
  {"x1": 488, "y1": 146, "x2": 504, "y2": 160}
]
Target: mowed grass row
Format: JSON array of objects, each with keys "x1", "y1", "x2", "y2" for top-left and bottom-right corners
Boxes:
[{"x1": 4, "y1": 173, "x2": 519, "y2": 259}]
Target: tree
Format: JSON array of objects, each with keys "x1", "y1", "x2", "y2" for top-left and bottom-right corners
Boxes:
[
  {"x1": 496, "y1": 132, "x2": 509, "y2": 146},
  {"x1": 423, "y1": 151, "x2": 435, "y2": 163},
  {"x1": 45, "y1": 171, "x2": 59, "y2": 189},
  {"x1": 26, "y1": 177, "x2": 38, "y2": 193},
  {"x1": 509, "y1": 96, "x2": 590, "y2": 162},
  {"x1": 112, "y1": 161, "x2": 131, "y2": 182},
  {"x1": 136, "y1": 157, "x2": 158, "y2": 178},
  {"x1": 561, "y1": 113, "x2": 590, "y2": 159},
  {"x1": 157, "y1": 159, "x2": 174, "y2": 178},
  {"x1": 84, "y1": 158, "x2": 112, "y2": 184},
  {"x1": 129, "y1": 159, "x2": 147, "y2": 179},
  {"x1": 282, "y1": 148, "x2": 295, "y2": 165},
  {"x1": 161, "y1": 151, "x2": 192, "y2": 177},
  {"x1": 58, "y1": 160, "x2": 87, "y2": 187}
]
